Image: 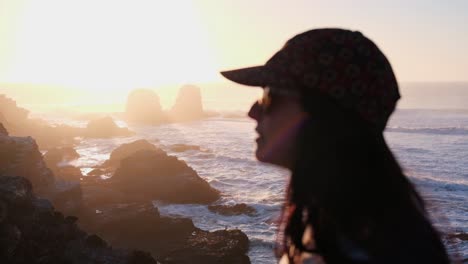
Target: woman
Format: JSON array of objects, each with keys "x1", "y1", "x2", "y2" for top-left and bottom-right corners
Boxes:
[{"x1": 221, "y1": 28, "x2": 450, "y2": 263}]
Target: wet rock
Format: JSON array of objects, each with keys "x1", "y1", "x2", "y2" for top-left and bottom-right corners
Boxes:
[
  {"x1": 0, "y1": 176, "x2": 157, "y2": 264},
  {"x1": 101, "y1": 139, "x2": 162, "y2": 168},
  {"x1": 43, "y1": 147, "x2": 83, "y2": 182},
  {"x1": 78, "y1": 202, "x2": 250, "y2": 264},
  {"x1": 169, "y1": 85, "x2": 204, "y2": 121},
  {"x1": 87, "y1": 168, "x2": 106, "y2": 177},
  {"x1": 208, "y1": 203, "x2": 257, "y2": 216},
  {"x1": 165, "y1": 229, "x2": 250, "y2": 264},
  {"x1": 125, "y1": 89, "x2": 166, "y2": 124},
  {"x1": 446, "y1": 232, "x2": 468, "y2": 241},
  {"x1": 85, "y1": 116, "x2": 134, "y2": 138},
  {"x1": 43, "y1": 147, "x2": 80, "y2": 165},
  {"x1": 110, "y1": 149, "x2": 220, "y2": 204}
]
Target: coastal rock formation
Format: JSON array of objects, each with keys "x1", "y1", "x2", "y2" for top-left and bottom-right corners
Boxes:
[
  {"x1": 0, "y1": 94, "x2": 78, "y2": 149},
  {"x1": 125, "y1": 89, "x2": 165, "y2": 124},
  {"x1": 0, "y1": 94, "x2": 29, "y2": 123},
  {"x1": 0, "y1": 133, "x2": 250, "y2": 263},
  {"x1": 169, "y1": 85, "x2": 204, "y2": 121},
  {"x1": 43, "y1": 147, "x2": 82, "y2": 182},
  {"x1": 78, "y1": 202, "x2": 250, "y2": 264},
  {"x1": 0, "y1": 132, "x2": 82, "y2": 214},
  {"x1": 0, "y1": 176, "x2": 157, "y2": 264},
  {"x1": 0, "y1": 122, "x2": 8, "y2": 136},
  {"x1": 44, "y1": 147, "x2": 80, "y2": 165},
  {"x1": 208, "y1": 203, "x2": 257, "y2": 216},
  {"x1": 109, "y1": 149, "x2": 220, "y2": 204},
  {"x1": 85, "y1": 116, "x2": 134, "y2": 138},
  {"x1": 0, "y1": 133, "x2": 55, "y2": 195},
  {"x1": 101, "y1": 139, "x2": 162, "y2": 168}
]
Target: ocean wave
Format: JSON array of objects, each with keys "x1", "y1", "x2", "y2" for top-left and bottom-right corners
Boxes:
[
  {"x1": 386, "y1": 126, "x2": 468, "y2": 135},
  {"x1": 249, "y1": 238, "x2": 275, "y2": 249},
  {"x1": 409, "y1": 174, "x2": 468, "y2": 193}
]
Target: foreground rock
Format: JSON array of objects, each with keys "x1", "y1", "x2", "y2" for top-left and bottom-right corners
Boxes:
[
  {"x1": 85, "y1": 116, "x2": 134, "y2": 138},
  {"x1": 0, "y1": 132, "x2": 83, "y2": 215},
  {"x1": 0, "y1": 122, "x2": 8, "y2": 136},
  {"x1": 125, "y1": 89, "x2": 166, "y2": 125},
  {"x1": 0, "y1": 133, "x2": 55, "y2": 195},
  {"x1": 78, "y1": 202, "x2": 250, "y2": 264},
  {"x1": 208, "y1": 203, "x2": 257, "y2": 216},
  {"x1": 109, "y1": 149, "x2": 220, "y2": 204},
  {"x1": 169, "y1": 85, "x2": 205, "y2": 121},
  {"x1": 0, "y1": 134, "x2": 249, "y2": 263},
  {"x1": 0, "y1": 176, "x2": 157, "y2": 264}
]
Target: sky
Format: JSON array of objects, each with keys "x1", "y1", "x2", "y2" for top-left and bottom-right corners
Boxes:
[{"x1": 0, "y1": 0, "x2": 467, "y2": 110}]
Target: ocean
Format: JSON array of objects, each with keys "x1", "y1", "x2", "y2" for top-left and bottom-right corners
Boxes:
[{"x1": 45, "y1": 108, "x2": 467, "y2": 263}]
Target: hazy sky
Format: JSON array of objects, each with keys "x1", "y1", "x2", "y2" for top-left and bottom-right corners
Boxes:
[{"x1": 1, "y1": 0, "x2": 467, "y2": 93}]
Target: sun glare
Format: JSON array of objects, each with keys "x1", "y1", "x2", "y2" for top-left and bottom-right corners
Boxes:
[{"x1": 4, "y1": 0, "x2": 221, "y2": 93}]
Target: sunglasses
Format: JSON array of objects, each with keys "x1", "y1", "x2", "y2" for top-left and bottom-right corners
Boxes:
[{"x1": 257, "y1": 87, "x2": 300, "y2": 113}]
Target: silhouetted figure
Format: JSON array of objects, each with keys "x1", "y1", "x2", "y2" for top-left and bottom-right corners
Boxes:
[{"x1": 221, "y1": 28, "x2": 450, "y2": 263}]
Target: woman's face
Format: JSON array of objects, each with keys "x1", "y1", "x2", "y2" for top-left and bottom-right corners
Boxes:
[{"x1": 248, "y1": 87, "x2": 307, "y2": 169}]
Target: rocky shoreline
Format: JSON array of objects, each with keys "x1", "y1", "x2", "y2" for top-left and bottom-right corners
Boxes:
[{"x1": 0, "y1": 93, "x2": 251, "y2": 263}]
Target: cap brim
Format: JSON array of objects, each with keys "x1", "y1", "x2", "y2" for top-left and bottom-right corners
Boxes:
[{"x1": 220, "y1": 66, "x2": 272, "y2": 87}]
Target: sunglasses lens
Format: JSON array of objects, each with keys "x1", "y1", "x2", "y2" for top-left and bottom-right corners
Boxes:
[{"x1": 259, "y1": 88, "x2": 272, "y2": 113}]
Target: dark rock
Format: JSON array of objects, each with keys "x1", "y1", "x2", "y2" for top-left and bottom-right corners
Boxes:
[
  {"x1": 85, "y1": 116, "x2": 134, "y2": 138},
  {"x1": 80, "y1": 184, "x2": 127, "y2": 209},
  {"x1": 0, "y1": 134, "x2": 55, "y2": 195},
  {"x1": 0, "y1": 176, "x2": 157, "y2": 264},
  {"x1": 446, "y1": 232, "x2": 468, "y2": 241},
  {"x1": 208, "y1": 203, "x2": 257, "y2": 216},
  {"x1": 169, "y1": 85, "x2": 204, "y2": 121},
  {"x1": 44, "y1": 147, "x2": 83, "y2": 182},
  {"x1": 50, "y1": 180, "x2": 83, "y2": 215},
  {"x1": 85, "y1": 234, "x2": 108, "y2": 248},
  {"x1": 78, "y1": 202, "x2": 250, "y2": 264},
  {"x1": 125, "y1": 89, "x2": 166, "y2": 124},
  {"x1": 87, "y1": 168, "x2": 106, "y2": 177},
  {"x1": 0, "y1": 122, "x2": 8, "y2": 136},
  {"x1": 44, "y1": 147, "x2": 80, "y2": 166},
  {"x1": 101, "y1": 139, "x2": 162, "y2": 168},
  {"x1": 162, "y1": 229, "x2": 250, "y2": 264},
  {"x1": 110, "y1": 149, "x2": 220, "y2": 204},
  {"x1": 53, "y1": 165, "x2": 83, "y2": 182}
]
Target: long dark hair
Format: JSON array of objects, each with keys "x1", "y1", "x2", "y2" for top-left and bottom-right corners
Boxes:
[{"x1": 277, "y1": 90, "x2": 450, "y2": 263}]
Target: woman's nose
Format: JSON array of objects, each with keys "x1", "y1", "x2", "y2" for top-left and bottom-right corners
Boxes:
[{"x1": 248, "y1": 101, "x2": 262, "y2": 121}]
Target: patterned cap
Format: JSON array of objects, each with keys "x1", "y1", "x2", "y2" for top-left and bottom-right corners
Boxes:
[{"x1": 221, "y1": 28, "x2": 400, "y2": 130}]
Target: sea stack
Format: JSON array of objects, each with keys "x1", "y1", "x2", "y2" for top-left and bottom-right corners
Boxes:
[
  {"x1": 169, "y1": 85, "x2": 204, "y2": 121},
  {"x1": 125, "y1": 89, "x2": 165, "y2": 125}
]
